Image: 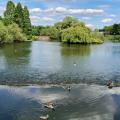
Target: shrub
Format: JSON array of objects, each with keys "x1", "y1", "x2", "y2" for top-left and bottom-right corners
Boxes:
[{"x1": 0, "y1": 21, "x2": 27, "y2": 44}]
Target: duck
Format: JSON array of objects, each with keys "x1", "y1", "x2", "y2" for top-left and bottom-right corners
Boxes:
[
  {"x1": 107, "y1": 81, "x2": 114, "y2": 89},
  {"x1": 40, "y1": 114, "x2": 49, "y2": 120},
  {"x1": 44, "y1": 102, "x2": 55, "y2": 111},
  {"x1": 68, "y1": 86, "x2": 71, "y2": 92}
]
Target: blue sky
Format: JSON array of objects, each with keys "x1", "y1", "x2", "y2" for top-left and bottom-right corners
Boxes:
[{"x1": 0, "y1": 0, "x2": 120, "y2": 28}]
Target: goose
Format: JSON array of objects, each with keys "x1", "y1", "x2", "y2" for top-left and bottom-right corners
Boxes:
[
  {"x1": 40, "y1": 114, "x2": 49, "y2": 120},
  {"x1": 44, "y1": 102, "x2": 55, "y2": 111}
]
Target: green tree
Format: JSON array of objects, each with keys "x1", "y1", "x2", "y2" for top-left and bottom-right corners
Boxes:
[
  {"x1": 0, "y1": 21, "x2": 8, "y2": 43},
  {"x1": 31, "y1": 26, "x2": 45, "y2": 36},
  {"x1": 0, "y1": 20, "x2": 27, "y2": 44},
  {"x1": 0, "y1": 16, "x2": 2, "y2": 21},
  {"x1": 54, "y1": 16, "x2": 79, "y2": 30},
  {"x1": 54, "y1": 22, "x2": 63, "y2": 30},
  {"x1": 23, "y1": 6, "x2": 31, "y2": 35},
  {"x1": 61, "y1": 20, "x2": 104, "y2": 44},
  {"x1": 104, "y1": 26, "x2": 113, "y2": 31},
  {"x1": 7, "y1": 23, "x2": 27, "y2": 42},
  {"x1": 41, "y1": 26, "x2": 60, "y2": 40},
  {"x1": 62, "y1": 16, "x2": 78, "y2": 29},
  {"x1": 4, "y1": 1, "x2": 15, "y2": 25},
  {"x1": 14, "y1": 2, "x2": 24, "y2": 29},
  {"x1": 112, "y1": 24, "x2": 120, "y2": 35}
]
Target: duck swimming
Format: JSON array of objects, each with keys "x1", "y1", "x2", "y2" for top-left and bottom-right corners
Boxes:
[
  {"x1": 107, "y1": 81, "x2": 114, "y2": 89},
  {"x1": 40, "y1": 114, "x2": 49, "y2": 120},
  {"x1": 68, "y1": 86, "x2": 71, "y2": 92},
  {"x1": 44, "y1": 102, "x2": 55, "y2": 111}
]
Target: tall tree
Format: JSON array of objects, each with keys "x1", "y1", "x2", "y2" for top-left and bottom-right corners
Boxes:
[
  {"x1": 0, "y1": 16, "x2": 2, "y2": 21},
  {"x1": 112, "y1": 24, "x2": 120, "y2": 35},
  {"x1": 23, "y1": 6, "x2": 31, "y2": 35},
  {"x1": 4, "y1": 1, "x2": 15, "y2": 25},
  {"x1": 62, "y1": 16, "x2": 78, "y2": 29},
  {"x1": 14, "y1": 2, "x2": 24, "y2": 29}
]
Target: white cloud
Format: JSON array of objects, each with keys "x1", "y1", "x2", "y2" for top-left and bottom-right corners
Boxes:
[
  {"x1": 30, "y1": 8, "x2": 42, "y2": 13},
  {"x1": 98, "y1": 4, "x2": 110, "y2": 8},
  {"x1": 101, "y1": 18, "x2": 113, "y2": 23},
  {"x1": 42, "y1": 17, "x2": 55, "y2": 21},
  {"x1": 30, "y1": 15, "x2": 55, "y2": 25},
  {"x1": 109, "y1": 14, "x2": 116, "y2": 18},
  {"x1": 55, "y1": 7, "x2": 67, "y2": 13},
  {"x1": 44, "y1": 8, "x2": 54, "y2": 13},
  {"x1": 30, "y1": 7, "x2": 104, "y2": 15},
  {"x1": 30, "y1": 15, "x2": 41, "y2": 20},
  {"x1": 86, "y1": 23, "x2": 94, "y2": 28},
  {"x1": 30, "y1": 16, "x2": 54, "y2": 21},
  {"x1": 82, "y1": 17, "x2": 91, "y2": 20}
]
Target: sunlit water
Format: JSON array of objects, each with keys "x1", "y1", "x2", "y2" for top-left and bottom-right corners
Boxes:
[
  {"x1": 1, "y1": 41, "x2": 120, "y2": 120},
  {"x1": 0, "y1": 41, "x2": 120, "y2": 85},
  {"x1": 0, "y1": 84, "x2": 120, "y2": 120}
]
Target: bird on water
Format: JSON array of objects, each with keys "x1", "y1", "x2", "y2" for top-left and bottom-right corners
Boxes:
[{"x1": 40, "y1": 114, "x2": 49, "y2": 120}]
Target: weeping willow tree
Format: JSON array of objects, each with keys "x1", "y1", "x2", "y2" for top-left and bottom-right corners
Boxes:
[{"x1": 61, "y1": 18, "x2": 104, "y2": 44}]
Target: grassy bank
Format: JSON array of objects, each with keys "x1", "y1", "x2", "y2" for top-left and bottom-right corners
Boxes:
[{"x1": 105, "y1": 35, "x2": 120, "y2": 42}]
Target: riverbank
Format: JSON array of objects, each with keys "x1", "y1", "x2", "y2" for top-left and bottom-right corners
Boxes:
[{"x1": 37, "y1": 36, "x2": 50, "y2": 41}]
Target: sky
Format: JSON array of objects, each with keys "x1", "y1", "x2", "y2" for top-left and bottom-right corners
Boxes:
[{"x1": 0, "y1": 0, "x2": 120, "y2": 28}]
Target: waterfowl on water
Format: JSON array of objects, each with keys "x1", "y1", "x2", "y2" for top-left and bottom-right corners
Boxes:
[
  {"x1": 68, "y1": 86, "x2": 71, "y2": 92},
  {"x1": 107, "y1": 81, "x2": 114, "y2": 89},
  {"x1": 44, "y1": 102, "x2": 55, "y2": 111},
  {"x1": 40, "y1": 114, "x2": 49, "y2": 120}
]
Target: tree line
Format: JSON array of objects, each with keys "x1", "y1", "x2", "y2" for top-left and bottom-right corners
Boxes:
[
  {"x1": 102, "y1": 24, "x2": 120, "y2": 35},
  {"x1": 101, "y1": 24, "x2": 120, "y2": 41}
]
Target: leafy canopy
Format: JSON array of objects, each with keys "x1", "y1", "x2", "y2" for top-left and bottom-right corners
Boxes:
[
  {"x1": 0, "y1": 21, "x2": 27, "y2": 44},
  {"x1": 41, "y1": 16, "x2": 104, "y2": 44}
]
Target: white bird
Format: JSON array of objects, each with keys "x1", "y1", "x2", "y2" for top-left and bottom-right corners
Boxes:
[
  {"x1": 73, "y1": 63, "x2": 77, "y2": 67},
  {"x1": 44, "y1": 102, "x2": 55, "y2": 111},
  {"x1": 40, "y1": 114, "x2": 49, "y2": 120}
]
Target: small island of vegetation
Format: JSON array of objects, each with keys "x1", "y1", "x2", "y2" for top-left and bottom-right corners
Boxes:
[{"x1": 40, "y1": 16, "x2": 104, "y2": 44}]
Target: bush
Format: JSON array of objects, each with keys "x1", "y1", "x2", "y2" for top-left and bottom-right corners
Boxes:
[
  {"x1": 61, "y1": 25, "x2": 104, "y2": 44},
  {"x1": 40, "y1": 26, "x2": 61, "y2": 40},
  {"x1": 0, "y1": 21, "x2": 27, "y2": 44}
]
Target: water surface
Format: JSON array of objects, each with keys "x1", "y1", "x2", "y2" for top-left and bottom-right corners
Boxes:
[
  {"x1": 0, "y1": 41, "x2": 120, "y2": 85},
  {"x1": 0, "y1": 84, "x2": 119, "y2": 120}
]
